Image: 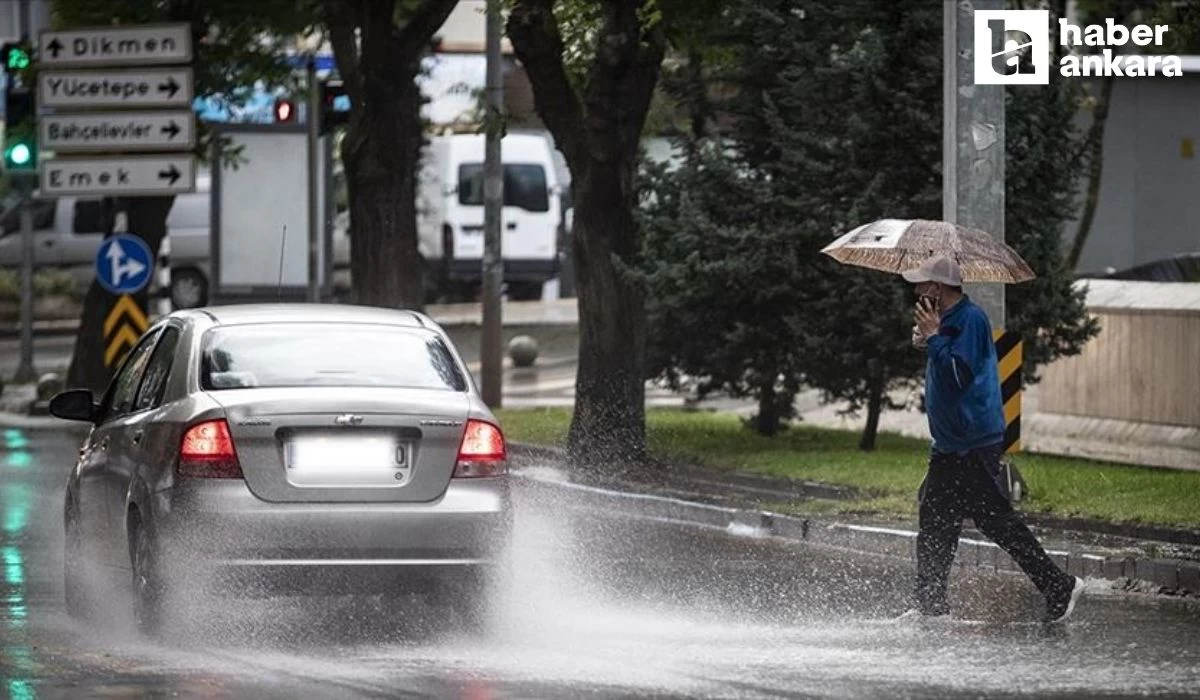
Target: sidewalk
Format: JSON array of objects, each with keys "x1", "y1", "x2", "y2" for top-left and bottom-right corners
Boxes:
[
  {"x1": 0, "y1": 298, "x2": 580, "y2": 338},
  {"x1": 509, "y1": 443, "x2": 1200, "y2": 599}
]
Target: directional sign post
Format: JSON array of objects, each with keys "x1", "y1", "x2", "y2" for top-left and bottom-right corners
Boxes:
[
  {"x1": 36, "y1": 22, "x2": 198, "y2": 201},
  {"x1": 40, "y1": 24, "x2": 192, "y2": 68},
  {"x1": 40, "y1": 111, "x2": 195, "y2": 152},
  {"x1": 38, "y1": 67, "x2": 194, "y2": 110},
  {"x1": 41, "y1": 154, "x2": 195, "y2": 196},
  {"x1": 33, "y1": 19, "x2": 197, "y2": 373}
]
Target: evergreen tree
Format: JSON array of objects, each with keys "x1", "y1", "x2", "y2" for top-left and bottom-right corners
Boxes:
[{"x1": 641, "y1": 146, "x2": 807, "y2": 435}]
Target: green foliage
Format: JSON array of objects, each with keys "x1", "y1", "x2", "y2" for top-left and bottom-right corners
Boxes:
[
  {"x1": 0, "y1": 269, "x2": 84, "y2": 302},
  {"x1": 551, "y1": 0, "x2": 605, "y2": 92},
  {"x1": 641, "y1": 144, "x2": 807, "y2": 433}
]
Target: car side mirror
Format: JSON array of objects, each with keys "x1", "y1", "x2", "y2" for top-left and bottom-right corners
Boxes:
[{"x1": 49, "y1": 390, "x2": 99, "y2": 423}]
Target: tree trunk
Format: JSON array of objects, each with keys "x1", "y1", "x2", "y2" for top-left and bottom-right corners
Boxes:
[
  {"x1": 1067, "y1": 75, "x2": 1115, "y2": 270},
  {"x1": 507, "y1": 0, "x2": 665, "y2": 470},
  {"x1": 341, "y1": 73, "x2": 424, "y2": 309},
  {"x1": 752, "y1": 374, "x2": 780, "y2": 436},
  {"x1": 325, "y1": 0, "x2": 461, "y2": 311},
  {"x1": 567, "y1": 162, "x2": 647, "y2": 465},
  {"x1": 859, "y1": 374, "x2": 885, "y2": 451},
  {"x1": 67, "y1": 196, "x2": 174, "y2": 395}
]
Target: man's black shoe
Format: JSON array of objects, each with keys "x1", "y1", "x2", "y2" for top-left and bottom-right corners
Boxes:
[{"x1": 1044, "y1": 576, "x2": 1085, "y2": 624}]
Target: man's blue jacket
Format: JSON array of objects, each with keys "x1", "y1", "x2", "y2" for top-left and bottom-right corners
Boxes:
[{"x1": 924, "y1": 296, "x2": 1006, "y2": 454}]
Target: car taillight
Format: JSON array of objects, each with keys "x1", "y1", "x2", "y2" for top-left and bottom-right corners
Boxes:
[
  {"x1": 178, "y1": 419, "x2": 243, "y2": 479},
  {"x1": 453, "y1": 419, "x2": 507, "y2": 477}
]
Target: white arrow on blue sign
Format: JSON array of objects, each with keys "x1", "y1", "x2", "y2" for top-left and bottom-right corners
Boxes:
[{"x1": 95, "y1": 233, "x2": 154, "y2": 295}]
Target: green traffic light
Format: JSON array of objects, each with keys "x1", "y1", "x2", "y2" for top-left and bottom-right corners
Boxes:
[
  {"x1": 5, "y1": 47, "x2": 30, "y2": 71},
  {"x1": 7, "y1": 142, "x2": 31, "y2": 166}
]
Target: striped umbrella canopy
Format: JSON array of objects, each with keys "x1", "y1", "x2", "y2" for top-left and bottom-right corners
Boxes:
[{"x1": 821, "y1": 219, "x2": 1036, "y2": 283}]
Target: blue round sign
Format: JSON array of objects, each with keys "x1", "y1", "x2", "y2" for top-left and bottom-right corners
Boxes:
[{"x1": 95, "y1": 233, "x2": 154, "y2": 295}]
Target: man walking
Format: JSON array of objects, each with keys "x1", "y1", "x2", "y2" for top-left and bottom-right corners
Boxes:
[{"x1": 902, "y1": 255, "x2": 1082, "y2": 623}]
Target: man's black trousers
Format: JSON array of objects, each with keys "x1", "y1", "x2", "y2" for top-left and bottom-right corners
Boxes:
[{"x1": 915, "y1": 443, "x2": 1074, "y2": 614}]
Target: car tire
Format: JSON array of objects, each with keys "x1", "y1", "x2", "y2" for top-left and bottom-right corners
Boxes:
[
  {"x1": 169, "y1": 268, "x2": 208, "y2": 309},
  {"x1": 506, "y1": 281, "x2": 544, "y2": 301},
  {"x1": 63, "y1": 503, "x2": 91, "y2": 622},
  {"x1": 130, "y1": 521, "x2": 164, "y2": 637}
]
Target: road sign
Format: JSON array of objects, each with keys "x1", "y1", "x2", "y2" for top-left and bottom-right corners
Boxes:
[
  {"x1": 40, "y1": 111, "x2": 195, "y2": 152},
  {"x1": 96, "y1": 233, "x2": 154, "y2": 295},
  {"x1": 41, "y1": 154, "x2": 196, "y2": 196},
  {"x1": 39, "y1": 24, "x2": 192, "y2": 68},
  {"x1": 104, "y1": 294, "x2": 149, "y2": 367},
  {"x1": 38, "y1": 67, "x2": 194, "y2": 110}
]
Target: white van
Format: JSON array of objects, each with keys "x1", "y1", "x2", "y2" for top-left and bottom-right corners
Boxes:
[
  {"x1": 418, "y1": 131, "x2": 564, "y2": 300},
  {"x1": 0, "y1": 172, "x2": 350, "y2": 309}
]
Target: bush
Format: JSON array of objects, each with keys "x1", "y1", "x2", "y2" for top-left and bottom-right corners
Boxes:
[
  {"x1": 0, "y1": 270, "x2": 17, "y2": 302},
  {"x1": 34, "y1": 269, "x2": 85, "y2": 300},
  {"x1": 0, "y1": 269, "x2": 86, "y2": 302}
]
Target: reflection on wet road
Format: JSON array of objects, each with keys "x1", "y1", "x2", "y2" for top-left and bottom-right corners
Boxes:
[{"x1": 2, "y1": 427, "x2": 1199, "y2": 698}]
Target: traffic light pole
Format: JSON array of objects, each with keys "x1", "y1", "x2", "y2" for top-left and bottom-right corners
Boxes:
[
  {"x1": 13, "y1": 179, "x2": 36, "y2": 383},
  {"x1": 7, "y1": 0, "x2": 36, "y2": 383},
  {"x1": 306, "y1": 58, "x2": 320, "y2": 303}
]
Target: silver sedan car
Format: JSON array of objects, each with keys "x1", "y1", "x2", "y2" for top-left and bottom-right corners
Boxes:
[{"x1": 50, "y1": 304, "x2": 511, "y2": 634}]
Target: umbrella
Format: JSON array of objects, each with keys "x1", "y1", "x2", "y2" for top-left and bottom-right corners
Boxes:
[{"x1": 820, "y1": 218, "x2": 1036, "y2": 283}]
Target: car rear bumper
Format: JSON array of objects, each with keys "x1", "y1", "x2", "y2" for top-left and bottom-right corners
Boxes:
[{"x1": 149, "y1": 477, "x2": 510, "y2": 592}]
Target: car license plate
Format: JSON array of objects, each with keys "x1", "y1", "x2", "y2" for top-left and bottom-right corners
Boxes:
[{"x1": 284, "y1": 434, "x2": 411, "y2": 488}]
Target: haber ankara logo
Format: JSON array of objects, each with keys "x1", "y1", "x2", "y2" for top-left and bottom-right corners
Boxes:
[{"x1": 974, "y1": 10, "x2": 1050, "y2": 85}]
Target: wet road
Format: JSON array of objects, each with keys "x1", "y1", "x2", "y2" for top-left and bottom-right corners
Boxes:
[{"x1": 2, "y1": 426, "x2": 1199, "y2": 698}]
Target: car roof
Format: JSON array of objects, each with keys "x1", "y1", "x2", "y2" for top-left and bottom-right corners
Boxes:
[{"x1": 180, "y1": 304, "x2": 430, "y2": 329}]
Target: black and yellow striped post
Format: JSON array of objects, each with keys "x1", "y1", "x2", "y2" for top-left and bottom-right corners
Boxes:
[
  {"x1": 104, "y1": 295, "x2": 149, "y2": 368},
  {"x1": 993, "y1": 330, "x2": 1022, "y2": 453}
]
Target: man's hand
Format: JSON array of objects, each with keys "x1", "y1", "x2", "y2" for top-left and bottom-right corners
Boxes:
[{"x1": 914, "y1": 299, "x2": 939, "y2": 340}]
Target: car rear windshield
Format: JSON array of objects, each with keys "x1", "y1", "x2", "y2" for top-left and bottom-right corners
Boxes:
[
  {"x1": 458, "y1": 163, "x2": 550, "y2": 212},
  {"x1": 201, "y1": 324, "x2": 468, "y2": 392}
]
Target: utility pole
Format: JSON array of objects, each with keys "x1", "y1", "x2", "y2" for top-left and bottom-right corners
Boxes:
[
  {"x1": 306, "y1": 58, "x2": 320, "y2": 302},
  {"x1": 12, "y1": 0, "x2": 35, "y2": 383},
  {"x1": 481, "y1": 0, "x2": 504, "y2": 407},
  {"x1": 944, "y1": 0, "x2": 1005, "y2": 328}
]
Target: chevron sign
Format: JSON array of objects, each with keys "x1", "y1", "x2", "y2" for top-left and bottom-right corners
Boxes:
[{"x1": 103, "y1": 295, "x2": 149, "y2": 367}]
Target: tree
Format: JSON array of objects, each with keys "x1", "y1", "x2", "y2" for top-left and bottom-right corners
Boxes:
[
  {"x1": 725, "y1": 0, "x2": 941, "y2": 450},
  {"x1": 324, "y1": 0, "x2": 458, "y2": 309},
  {"x1": 54, "y1": 0, "x2": 314, "y2": 393},
  {"x1": 506, "y1": 0, "x2": 667, "y2": 466}
]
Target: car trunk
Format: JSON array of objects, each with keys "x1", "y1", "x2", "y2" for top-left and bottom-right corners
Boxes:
[{"x1": 207, "y1": 387, "x2": 470, "y2": 503}]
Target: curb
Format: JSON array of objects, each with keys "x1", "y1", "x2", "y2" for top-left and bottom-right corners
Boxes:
[
  {"x1": 0, "y1": 410, "x2": 87, "y2": 431},
  {"x1": 509, "y1": 443, "x2": 1200, "y2": 598},
  {"x1": 0, "y1": 319, "x2": 81, "y2": 339}
]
